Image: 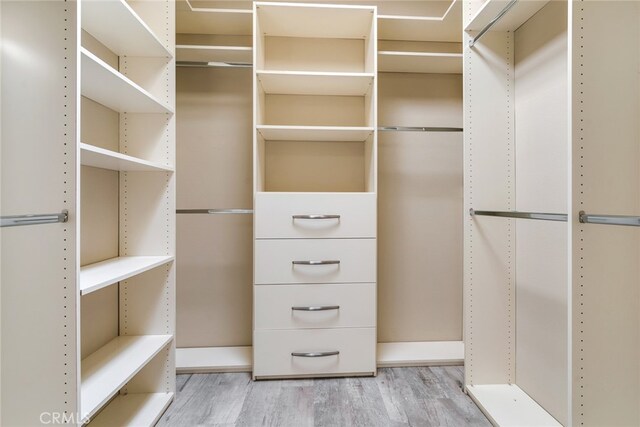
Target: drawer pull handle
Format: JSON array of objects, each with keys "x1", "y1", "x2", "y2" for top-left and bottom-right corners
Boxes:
[
  {"x1": 292, "y1": 214, "x2": 341, "y2": 220},
  {"x1": 291, "y1": 351, "x2": 340, "y2": 358},
  {"x1": 292, "y1": 305, "x2": 340, "y2": 311},
  {"x1": 292, "y1": 260, "x2": 340, "y2": 266}
]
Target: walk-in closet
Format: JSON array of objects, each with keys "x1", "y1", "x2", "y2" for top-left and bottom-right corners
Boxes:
[{"x1": 1, "y1": 0, "x2": 640, "y2": 426}]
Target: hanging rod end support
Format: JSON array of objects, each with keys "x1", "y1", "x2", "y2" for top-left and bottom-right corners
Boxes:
[
  {"x1": 578, "y1": 210, "x2": 586, "y2": 223},
  {"x1": 61, "y1": 209, "x2": 69, "y2": 223},
  {"x1": 469, "y1": 208, "x2": 475, "y2": 216}
]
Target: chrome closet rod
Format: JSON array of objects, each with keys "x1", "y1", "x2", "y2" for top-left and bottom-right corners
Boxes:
[
  {"x1": 177, "y1": 209, "x2": 254, "y2": 214},
  {"x1": 579, "y1": 211, "x2": 640, "y2": 227},
  {"x1": 176, "y1": 61, "x2": 252, "y2": 68},
  {"x1": 468, "y1": 0, "x2": 518, "y2": 48},
  {"x1": 470, "y1": 209, "x2": 567, "y2": 222},
  {"x1": 378, "y1": 126, "x2": 463, "y2": 132},
  {"x1": 1, "y1": 210, "x2": 69, "y2": 228}
]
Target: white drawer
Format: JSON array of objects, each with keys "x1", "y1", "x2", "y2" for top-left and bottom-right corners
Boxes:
[
  {"x1": 255, "y1": 192, "x2": 376, "y2": 239},
  {"x1": 254, "y1": 239, "x2": 376, "y2": 284},
  {"x1": 254, "y1": 283, "x2": 376, "y2": 329},
  {"x1": 253, "y1": 328, "x2": 376, "y2": 378}
]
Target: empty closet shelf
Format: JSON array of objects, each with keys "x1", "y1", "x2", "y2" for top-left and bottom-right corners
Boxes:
[
  {"x1": 378, "y1": 51, "x2": 462, "y2": 74},
  {"x1": 465, "y1": 0, "x2": 551, "y2": 34},
  {"x1": 87, "y1": 393, "x2": 173, "y2": 427},
  {"x1": 82, "y1": 0, "x2": 171, "y2": 57},
  {"x1": 176, "y1": 45, "x2": 252, "y2": 64},
  {"x1": 256, "y1": 71, "x2": 375, "y2": 96},
  {"x1": 81, "y1": 48, "x2": 173, "y2": 114},
  {"x1": 80, "y1": 256, "x2": 174, "y2": 295},
  {"x1": 81, "y1": 335, "x2": 173, "y2": 420},
  {"x1": 80, "y1": 143, "x2": 174, "y2": 172},
  {"x1": 257, "y1": 126, "x2": 374, "y2": 142}
]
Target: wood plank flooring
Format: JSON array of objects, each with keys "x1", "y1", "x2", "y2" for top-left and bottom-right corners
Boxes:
[{"x1": 158, "y1": 366, "x2": 490, "y2": 426}]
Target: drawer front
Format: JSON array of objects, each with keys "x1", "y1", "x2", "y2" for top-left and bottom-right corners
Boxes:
[
  {"x1": 254, "y1": 239, "x2": 376, "y2": 284},
  {"x1": 255, "y1": 193, "x2": 376, "y2": 239},
  {"x1": 254, "y1": 283, "x2": 376, "y2": 329},
  {"x1": 253, "y1": 328, "x2": 376, "y2": 378}
]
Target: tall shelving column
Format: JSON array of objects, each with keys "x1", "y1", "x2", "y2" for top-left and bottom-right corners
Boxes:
[
  {"x1": 252, "y1": 2, "x2": 377, "y2": 379},
  {"x1": 79, "y1": 0, "x2": 176, "y2": 424}
]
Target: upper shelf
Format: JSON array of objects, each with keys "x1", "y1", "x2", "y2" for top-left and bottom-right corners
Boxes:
[
  {"x1": 378, "y1": 51, "x2": 462, "y2": 74},
  {"x1": 255, "y1": 2, "x2": 375, "y2": 39},
  {"x1": 465, "y1": 0, "x2": 550, "y2": 32},
  {"x1": 81, "y1": 143, "x2": 174, "y2": 173},
  {"x1": 257, "y1": 125, "x2": 374, "y2": 142},
  {"x1": 257, "y1": 71, "x2": 374, "y2": 96},
  {"x1": 378, "y1": 0, "x2": 461, "y2": 42},
  {"x1": 176, "y1": 45, "x2": 252, "y2": 64},
  {"x1": 82, "y1": 0, "x2": 171, "y2": 57},
  {"x1": 81, "y1": 48, "x2": 173, "y2": 114},
  {"x1": 80, "y1": 256, "x2": 174, "y2": 295}
]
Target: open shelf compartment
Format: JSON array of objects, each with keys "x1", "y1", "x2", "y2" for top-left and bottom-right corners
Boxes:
[
  {"x1": 81, "y1": 335, "x2": 173, "y2": 420},
  {"x1": 80, "y1": 256, "x2": 174, "y2": 295},
  {"x1": 88, "y1": 392, "x2": 173, "y2": 427},
  {"x1": 80, "y1": 143, "x2": 174, "y2": 173}
]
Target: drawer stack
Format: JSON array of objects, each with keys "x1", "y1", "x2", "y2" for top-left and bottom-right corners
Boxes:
[
  {"x1": 252, "y1": 2, "x2": 377, "y2": 379},
  {"x1": 253, "y1": 193, "x2": 377, "y2": 378}
]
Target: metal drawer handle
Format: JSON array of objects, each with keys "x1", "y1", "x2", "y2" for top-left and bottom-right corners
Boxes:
[
  {"x1": 292, "y1": 260, "x2": 340, "y2": 266},
  {"x1": 292, "y1": 214, "x2": 340, "y2": 220},
  {"x1": 291, "y1": 351, "x2": 340, "y2": 358},
  {"x1": 292, "y1": 306, "x2": 340, "y2": 311}
]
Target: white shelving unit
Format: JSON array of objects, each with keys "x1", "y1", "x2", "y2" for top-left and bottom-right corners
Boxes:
[
  {"x1": 81, "y1": 335, "x2": 173, "y2": 419},
  {"x1": 257, "y1": 71, "x2": 374, "y2": 96},
  {"x1": 378, "y1": 51, "x2": 462, "y2": 74},
  {"x1": 81, "y1": 143, "x2": 174, "y2": 172},
  {"x1": 80, "y1": 256, "x2": 174, "y2": 295},
  {"x1": 88, "y1": 393, "x2": 174, "y2": 427},
  {"x1": 80, "y1": 48, "x2": 172, "y2": 114},
  {"x1": 81, "y1": 0, "x2": 171, "y2": 57},
  {"x1": 257, "y1": 125, "x2": 374, "y2": 142},
  {"x1": 176, "y1": 45, "x2": 252, "y2": 63}
]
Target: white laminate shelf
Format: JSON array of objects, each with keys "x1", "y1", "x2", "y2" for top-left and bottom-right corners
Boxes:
[
  {"x1": 257, "y1": 125, "x2": 374, "y2": 142},
  {"x1": 80, "y1": 256, "x2": 174, "y2": 295},
  {"x1": 176, "y1": 44, "x2": 252, "y2": 63},
  {"x1": 465, "y1": 0, "x2": 550, "y2": 32},
  {"x1": 82, "y1": 0, "x2": 171, "y2": 57},
  {"x1": 81, "y1": 143, "x2": 174, "y2": 173},
  {"x1": 88, "y1": 393, "x2": 174, "y2": 427},
  {"x1": 81, "y1": 335, "x2": 173, "y2": 420},
  {"x1": 466, "y1": 384, "x2": 561, "y2": 427},
  {"x1": 377, "y1": 341, "x2": 464, "y2": 367},
  {"x1": 81, "y1": 48, "x2": 173, "y2": 114},
  {"x1": 255, "y1": 2, "x2": 374, "y2": 39},
  {"x1": 257, "y1": 71, "x2": 374, "y2": 96},
  {"x1": 177, "y1": 4, "x2": 252, "y2": 36},
  {"x1": 378, "y1": 0, "x2": 462, "y2": 42},
  {"x1": 379, "y1": 51, "x2": 462, "y2": 74},
  {"x1": 176, "y1": 346, "x2": 253, "y2": 373}
]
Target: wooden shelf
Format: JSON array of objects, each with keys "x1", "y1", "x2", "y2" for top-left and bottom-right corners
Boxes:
[
  {"x1": 257, "y1": 125, "x2": 373, "y2": 142},
  {"x1": 81, "y1": 48, "x2": 173, "y2": 114},
  {"x1": 465, "y1": 0, "x2": 550, "y2": 32},
  {"x1": 377, "y1": 341, "x2": 464, "y2": 367},
  {"x1": 176, "y1": 44, "x2": 252, "y2": 63},
  {"x1": 379, "y1": 51, "x2": 462, "y2": 74},
  {"x1": 378, "y1": 1, "x2": 461, "y2": 42},
  {"x1": 80, "y1": 256, "x2": 174, "y2": 295},
  {"x1": 466, "y1": 384, "x2": 561, "y2": 426},
  {"x1": 81, "y1": 335, "x2": 173, "y2": 420},
  {"x1": 176, "y1": 346, "x2": 252, "y2": 373},
  {"x1": 82, "y1": 0, "x2": 171, "y2": 57},
  {"x1": 257, "y1": 71, "x2": 374, "y2": 96},
  {"x1": 81, "y1": 143, "x2": 174, "y2": 173},
  {"x1": 88, "y1": 393, "x2": 173, "y2": 427},
  {"x1": 256, "y1": 2, "x2": 375, "y2": 39}
]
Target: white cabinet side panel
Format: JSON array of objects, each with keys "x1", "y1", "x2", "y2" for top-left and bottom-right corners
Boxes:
[
  {"x1": 1, "y1": 1, "x2": 79, "y2": 424},
  {"x1": 572, "y1": 2, "x2": 640, "y2": 425},
  {"x1": 464, "y1": 27, "x2": 515, "y2": 386}
]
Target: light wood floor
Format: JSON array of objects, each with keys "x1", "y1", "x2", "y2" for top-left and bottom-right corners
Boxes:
[{"x1": 158, "y1": 366, "x2": 490, "y2": 426}]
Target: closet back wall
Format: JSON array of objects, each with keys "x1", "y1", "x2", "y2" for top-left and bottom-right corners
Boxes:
[
  {"x1": 378, "y1": 72, "x2": 463, "y2": 343},
  {"x1": 176, "y1": 66, "x2": 253, "y2": 348}
]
